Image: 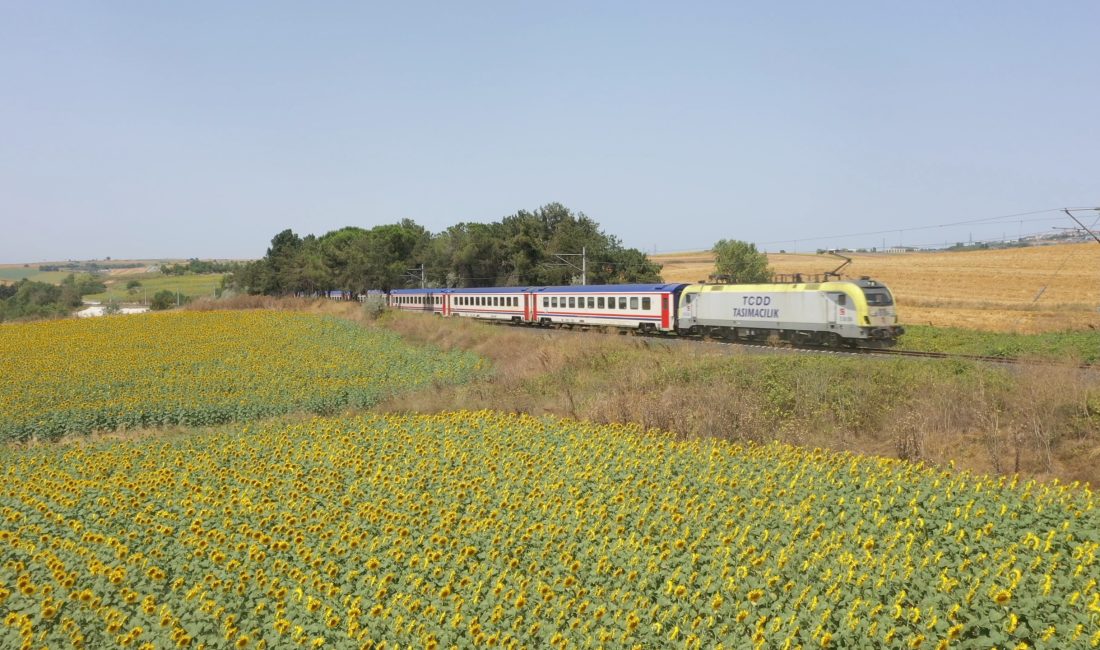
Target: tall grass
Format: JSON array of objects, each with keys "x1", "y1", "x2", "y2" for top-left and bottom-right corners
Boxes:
[{"x1": 379, "y1": 313, "x2": 1100, "y2": 485}]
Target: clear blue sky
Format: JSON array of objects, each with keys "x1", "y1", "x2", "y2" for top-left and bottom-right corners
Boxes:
[{"x1": 2, "y1": 1, "x2": 1097, "y2": 262}]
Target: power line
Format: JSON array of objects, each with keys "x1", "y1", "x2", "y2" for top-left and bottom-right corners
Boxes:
[{"x1": 654, "y1": 206, "x2": 1098, "y2": 253}]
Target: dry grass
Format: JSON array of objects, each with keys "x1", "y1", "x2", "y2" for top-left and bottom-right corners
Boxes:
[
  {"x1": 377, "y1": 313, "x2": 1100, "y2": 485},
  {"x1": 654, "y1": 243, "x2": 1100, "y2": 333}
]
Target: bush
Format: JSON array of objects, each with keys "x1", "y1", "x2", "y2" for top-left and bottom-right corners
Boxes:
[{"x1": 150, "y1": 290, "x2": 179, "y2": 310}]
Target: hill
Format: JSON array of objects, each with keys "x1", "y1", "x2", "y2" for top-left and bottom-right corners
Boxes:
[{"x1": 654, "y1": 243, "x2": 1100, "y2": 333}]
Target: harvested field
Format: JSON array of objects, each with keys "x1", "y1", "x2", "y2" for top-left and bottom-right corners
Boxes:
[{"x1": 654, "y1": 243, "x2": 1100, "y2": 333}]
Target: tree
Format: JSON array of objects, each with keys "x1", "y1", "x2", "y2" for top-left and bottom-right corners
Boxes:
[
  {"x1": 149, "y1": 290, "x2": 178, "y2": 310},
  {"x1": 712, "y1": 239, "x2": 772, "y2": 283}
]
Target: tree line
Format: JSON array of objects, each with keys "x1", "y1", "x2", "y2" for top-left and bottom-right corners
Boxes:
[
  {"x1": 0, "y1": 274, "x2": 106, "y2": 322},
  {"x1": 161, "y1": 259, "x2": 245, "y2": 275},
  {"x1": 228, "y1": 203, "x2": 664, "y2": 295}
]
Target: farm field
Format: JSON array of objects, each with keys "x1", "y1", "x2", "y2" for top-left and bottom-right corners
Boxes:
[
  {"x1": 81, "y1": 273, "x2": 227, "y2": 304},
  {"x1": 0, "y1": 261, "x2": 163, "y2": 285},
  {"x1": 0, "y1": 268, "x2": 74, "y2": 284},
  {"x1": 1, "y1": 411, "x2": 1096, "y2": 649},
  {"x1": 0, "y1": 311, "x2": 484, "y2": 441},
  {"x1": 653, "y1": 243, "x2": 1100, "y2": 333}
]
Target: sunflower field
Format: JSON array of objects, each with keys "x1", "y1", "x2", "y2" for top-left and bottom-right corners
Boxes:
[
  {"x1": 1, "y1": 411, "x2": 1096, "y2": 649},
  {"x1": 0, "y1": 312, "x2": 485, "y2": 441}
]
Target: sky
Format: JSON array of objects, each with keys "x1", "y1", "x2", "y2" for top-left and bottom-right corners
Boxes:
[{"x1": 1, "y1": 1, "x2": 1098, "y2": 262}]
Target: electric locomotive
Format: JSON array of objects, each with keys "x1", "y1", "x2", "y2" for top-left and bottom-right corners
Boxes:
[{"x1": 677, "y1": 278, "x2": 903, "y2": 347}]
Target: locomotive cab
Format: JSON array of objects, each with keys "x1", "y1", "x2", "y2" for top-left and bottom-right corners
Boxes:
[{"x1": 856, "y1": 280, "x2": 904, "y2": 343}]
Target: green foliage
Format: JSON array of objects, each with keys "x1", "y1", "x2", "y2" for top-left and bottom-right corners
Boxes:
[
  {"x1": 227, "y1": 204, "x2": 663, "y2": 295},
  {"x1": 0, "y1": 273, "x2": 105, "y2": 321},
  {"x1": 149, "y1": 289, "x2": 179, "y2": 310},
  {"x1": 711, "y1": 239, "x2": 772, "y2": 283},
  {"x1": 125, "y1": 279, "x2": 142, "y2": 290},
  {"x1": 898, "y1": 325, "x2": 1100, "y2": 363},
  {"x1": 160, "y1": 258, "x2": 243, "y2": 275},
  {"x1": 0, "y1": 280, "x2": 68, "y2": 321}
]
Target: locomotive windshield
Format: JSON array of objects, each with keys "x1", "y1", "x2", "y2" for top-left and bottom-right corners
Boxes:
[{"x1": 863, "y1": 289, "x2": 894, "y2": 306}]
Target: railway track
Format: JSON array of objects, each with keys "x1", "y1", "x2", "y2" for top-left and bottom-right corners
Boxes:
[{"x1": 481, "y1": 320, "x2": 1096, "y2": 369}]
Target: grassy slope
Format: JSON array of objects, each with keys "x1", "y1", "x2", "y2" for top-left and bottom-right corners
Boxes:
[
  {"x1": 898, "y1": 324, "x2": 1100, "y2": 363},
  {"x1": 376, "y1": 311, "x2": 1100, "y2": 486},
  {"x1": 82, "y1": 272, "x2": 227, "y2": 302}
]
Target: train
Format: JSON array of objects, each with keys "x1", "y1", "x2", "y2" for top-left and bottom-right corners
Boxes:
[{"x1": 387, "y1": 278, "x2": 904, "y2": 347}]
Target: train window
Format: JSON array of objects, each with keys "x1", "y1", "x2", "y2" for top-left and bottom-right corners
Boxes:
[
  {"x1": 511, "y1": 297, "x2": 517, "y2": 307},
  {"x1": 837, "y1": 295, "x2": 847, "y2": 306},
  {"x1": 619, "y1": 297, "x2": 627, "y2": 310},
  {"x1": 607, "y1": 297, "x2": 615, "y2": 310},
  {"x1": 586, "y1": 297, "x2": 593, "y2": 308},
  {"x1": 542, "y1": 297, "x2": 549, "y2": 308},
  {"x1": 597, "y1": 297, "x2": 605, "y2": 309},
  {"x1": 629, "y1": 297, "x2": 639, "y2": 310},
  {"x1": 642, "y1": 297, "x2": 651, "y2": 310},
  {"x1": 863, "y1": 290, "x2": 894, "y2": 306},
  {"x1": 551, "y1": 297, "x2": 558, "y2": 308},
  {"x1": 565, "y1": 297, "x2": 573, "y2": 308}
]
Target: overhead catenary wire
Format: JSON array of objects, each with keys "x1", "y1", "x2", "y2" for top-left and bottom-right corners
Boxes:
[
  {"x1": 1007, "y1": 208, "x2": 1100, "y2": 331},
  {"x1": 654, "y1": 206, "x2": 1099, "y2": 254}
]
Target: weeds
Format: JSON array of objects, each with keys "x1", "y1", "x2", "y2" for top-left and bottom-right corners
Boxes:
[{"x1": 378, "y1": 312, "x2": 1100, "y2": 484}]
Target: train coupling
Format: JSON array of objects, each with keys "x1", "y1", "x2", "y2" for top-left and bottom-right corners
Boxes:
[{"x1": 867, "y1": 326, "x2": 904, "y2": 340}]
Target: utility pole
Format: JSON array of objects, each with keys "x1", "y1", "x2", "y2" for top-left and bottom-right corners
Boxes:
[
  {"x1": 404, "y1": 264, "x2": 425, "y2": 288},
  {"x1": 581, "y1": 246, "x2": 586, "y2": 286},
  {"x1": 1064, "y1": 208, "x2": 1100, "y2": 246},
  {"x1": 548, "y1": 248, "x2": 588, "y2": 285}
]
